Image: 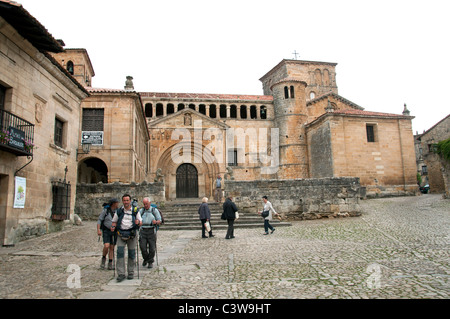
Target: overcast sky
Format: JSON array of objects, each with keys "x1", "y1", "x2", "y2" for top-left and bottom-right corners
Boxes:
[{"x1": 17, "y1": 0, "x2": 450, "y2": 135}]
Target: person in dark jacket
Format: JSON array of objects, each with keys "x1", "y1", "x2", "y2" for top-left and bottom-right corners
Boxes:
[
  {"x1": 198, "y1": 197, "x2": 214, "y2": 238},
  {"x1": 222, "y1": 196, "x2": 238, "y2": 239}
]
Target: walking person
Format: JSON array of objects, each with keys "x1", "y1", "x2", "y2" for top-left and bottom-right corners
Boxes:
[
  {"x1": 97, "y1": 198, "x2": 119, "y2": 270},
  {"x1": 111, "y1": 194, "x2": 142, "y2": 282},
  {"x1": 222, "y1": 196, "x2": 238, "y2": 239},
  {"x1": 214, "y1": 175, "x2": 222, "y2": 202},
  {"x1": 259, "y1": 195, "x2": 279, "y2": 235},
  {"x1": 198, "y1": 197, "x2": 214, "y2": 238},
  {"x1": 139, "y1": 197, "x2": 162, "y2": 269}
]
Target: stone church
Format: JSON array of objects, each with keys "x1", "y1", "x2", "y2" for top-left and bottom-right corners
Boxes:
[{"x1": 63, "y1": 50, "x2": 417, "y2": 200}]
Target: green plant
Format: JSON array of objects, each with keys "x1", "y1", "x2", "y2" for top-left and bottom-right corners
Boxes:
[{"x1": 436, "y1": 137, "x2": 450, "y2": 162}]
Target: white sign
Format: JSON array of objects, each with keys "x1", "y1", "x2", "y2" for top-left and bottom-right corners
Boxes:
[
  {"x1": 13, "y1": 176, "x2": 26, "y2": 208},
  {"x1": 81, "y1": 131, "x2": 103, "y2": 145}
]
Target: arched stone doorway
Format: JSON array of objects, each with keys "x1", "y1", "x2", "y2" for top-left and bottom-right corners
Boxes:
[
  {"x1": 156, "y1": 142, "x2": 220, "y2": 200},
  {"x1": 77, "y1": 157, "x2": 108, "y2": 183},
  {"x1": 176, "y1": 163, "x2": 198, "y2": 198}
]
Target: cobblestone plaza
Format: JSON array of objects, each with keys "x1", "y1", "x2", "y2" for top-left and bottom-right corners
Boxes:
[{"x1": 0, "y1": 194, "x2": 448, "y2": 300}]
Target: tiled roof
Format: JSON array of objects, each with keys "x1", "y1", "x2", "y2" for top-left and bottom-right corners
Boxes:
[
  {"x1": 307, "y1": 92, "x2": 364, "y2": 110},
  {"x1": 0, "y1": 0, "x2": 63, "y2": 52},
  {"x1": 332, "y1": 108, "x2": 413, "y2": 118}
]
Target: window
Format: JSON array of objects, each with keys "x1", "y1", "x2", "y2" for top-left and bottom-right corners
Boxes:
[
  {"x1": 227, "y1": 149, "x2": 238, "y2": 166},
  {"x1": 310, "y1": 91, "x2": 316, "y2": 100},
  {"x1": 250, "y1": 105, "x2": 257, "y2": 119},
  {"x1": 290, "y1": 86, "x2": 295, "y2": 99},
  {"x1": 199, "y1": 104, "x2": 206, "y2": 115},
  {"x1": 220, "y1": 105, "x2": 227, "y2": 118},
  {"x1": 366, "y1": 124, "x2": 376, "y2": 143},
  {"x1": 145, "y1": 103, "x2": 153, "y2": 117},
  {"x1": 51, "y1": 180, "x2": 71, "y2": 221},
  {"x1": 82, "y1": 108, "x2": 104, "y2": 131},
  {"x1": 54, "y1": 118, "x2": 64, "y2": 147},
  {"x1": 421, "y1": 165, "x2": 428, "y2": 175},
  {"x1": 209, "y1": 104, "x2": 216, "y2": 118},
  {"x1": 167, "y1": 103, "x2": 174, "y2": 115},
  {"x1": 156, "y1": 103, "x2": 163, "y2": 117},
  {"x1": 260, "y1": 106, "x2": 267, "y2": 119},
  {"x1": 66, "y1": 61, "x2": 74, "y2": 75},
  {"x1": 284, "y1": 86, "x2": 289, "y2": 99},
  {"x1": 0, "y1": 85, "x2": 5, "y2": 110},
  {"x1": 240, "y1": 105, "x2": 247, "y2": 119}
]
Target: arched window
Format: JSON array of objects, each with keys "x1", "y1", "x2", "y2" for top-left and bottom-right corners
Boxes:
[
  {"x1": 250, "y1": 105, "x2": 257, "y2": 119},
  {"x1": 240, "y1": 105, "x2": 247, "y2": 119},
  {"x1": 209, "y1": 104, "x2": 217, "y2": 118},
  {"x1": 310, "y1": 91, "x2": 316, "y2": 100},
  {"x1": 220, "y1": 105, "x2": 227, "y2": 118},
  {"x1": 230, "y1": 105, "x2": 237, "y2": 118},
  {"x1": 145, "y1": 103, "x2": 153, "y2": 117},
  {"x1": 167, "y1": 103, "x2": 174, "y2": 115},
  {"x1": 67, "y1": 61, "x2": 74, "y2": 75},
  {"x1": 178, "y1": 103, "x2": 185, "y2": 111},
  {"x1": 284, "y1": 86, "x2": 289, "y2": 99},
  {"x1": 260, "y1": 106, "x2": 267, "y2": 119},
  {"x1": 156, "y1": 103, "x2": 163, "y2": 117},
  {"x1": 199, "y1": 104, "x2": 206, "y2": 115},
  {"x1": 189, "y1": 104, "x2": 195, "y2": 110},
  {"x1": 290, "y1": 86, "x2": 295, "y2": 99}
]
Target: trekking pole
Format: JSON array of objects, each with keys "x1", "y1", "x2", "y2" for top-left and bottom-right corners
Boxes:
[
  {"x1": 155, "y1": 229, "x2": 159, "y2": 267},
  {"x1": 136, "y1": 232, "x2": 140, "y2": 280}
]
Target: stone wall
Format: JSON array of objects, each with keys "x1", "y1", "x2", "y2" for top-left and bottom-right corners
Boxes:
[
  {"x1": 75, "y1": 181, "x2": 165, "y2": 220},
  {"x1": 224, "y1": 177, "x2": 362, "y2": 220}
]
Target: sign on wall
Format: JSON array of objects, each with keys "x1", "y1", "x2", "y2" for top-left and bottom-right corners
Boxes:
[
  {"x1": 13, "y1": 176, "x2": 26, "y2": 208},
  {"x1": 81, "y1": 131, "x2": 103, "y2": 145},
  {"x1": 9, "y1": 127, "x2": 25, "y2": 150}
]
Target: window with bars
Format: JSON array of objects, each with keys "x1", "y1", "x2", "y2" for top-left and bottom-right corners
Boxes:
[
  {"x1": 82, "y1": 108, "x2": 104, "y2": 131},
  {"x1": 51, "y1": 181, "x2": 71, "y2": 221}
]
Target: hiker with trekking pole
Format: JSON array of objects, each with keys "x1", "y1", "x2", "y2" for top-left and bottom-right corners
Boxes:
[
  {"x1": 111, "y1": 194, "x2": 142, "y2": 282},
  {"x1": 97, "y1": 198, "x2": 119, "y2": 270},
  {"x1": 138, "y1": 197, "x2": 162, "y2": 269}
]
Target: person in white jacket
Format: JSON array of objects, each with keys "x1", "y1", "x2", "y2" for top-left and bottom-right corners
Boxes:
[{"x1": 259, "y1": 195, "x2": 279, "y2": 235}]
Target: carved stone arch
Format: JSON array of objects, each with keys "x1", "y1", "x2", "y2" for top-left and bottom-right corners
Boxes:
[{"x1": 156, "y1": 141, "x2": 220, "y2": 200}]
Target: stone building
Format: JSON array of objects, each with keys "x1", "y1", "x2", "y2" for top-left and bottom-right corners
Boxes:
[
  {"x1": 415, "y1": 114, "x2": 450, "y2": 194},
  {"x1": 0, "y1": 1, "x2": 88, "y2": 245},
  {"x1": 142, "y1": 59, "x2": 417, "y2": 199}
]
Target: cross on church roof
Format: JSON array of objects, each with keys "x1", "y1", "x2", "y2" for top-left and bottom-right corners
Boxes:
[{"x1": 292, "y1": 50, "x2": 300, "y2": 60}]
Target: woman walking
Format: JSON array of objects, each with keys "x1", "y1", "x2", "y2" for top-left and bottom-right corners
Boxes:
[
  {"x1": 259, "y1": 195, "x2": 279, "y2": 235},
  {"x1": 198, "y1": 197, "x2": 214, "y2": 238}
]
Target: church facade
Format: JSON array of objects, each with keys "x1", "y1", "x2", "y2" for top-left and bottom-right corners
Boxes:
[
  {"x1": 49, "y1": 45, "x2": 418, "y2": 201},
  {"x1": 140, "y1": 59, "x2": 417, "y2": 199}
]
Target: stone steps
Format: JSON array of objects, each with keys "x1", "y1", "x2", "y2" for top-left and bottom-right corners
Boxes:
[{"x1": 157, "y1": 199, "x2": 292, "y2": 230}]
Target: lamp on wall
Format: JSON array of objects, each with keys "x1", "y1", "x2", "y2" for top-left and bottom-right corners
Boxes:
[{"x1": 77, "y1": 141, "x2": 91, "y2": 159}]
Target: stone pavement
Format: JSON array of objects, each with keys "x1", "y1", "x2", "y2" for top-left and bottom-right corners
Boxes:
[{"x1": 0, "y1": 194, "x2": 448, "y2": 299}]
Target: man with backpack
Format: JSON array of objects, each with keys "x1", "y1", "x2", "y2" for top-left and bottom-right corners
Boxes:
[
  {"x1": 139, "y1": 197, "x2": 162, "y2": 269},
  {"x1": 111, "y1": 194, "x2": 142, "y2": 282},
  {"x1": 97, "y1": 198, "x2": 119, "y2": 270}
]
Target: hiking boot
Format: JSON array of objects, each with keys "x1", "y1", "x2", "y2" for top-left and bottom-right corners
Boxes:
[
  {"x1": 148, "y1": 263, "x2": 153, "y2": 269},
  {"x1": 127, "y1": 274, "x2": 134, "y2": 280},
  {"x1": 116, "y1": 275, "x2": 126, "y2": 282},
  {"x1": 100, "y1": 256, "x2": 106, "y2": 269},
  {"x1": 142, "y1": 260, "x2": 148, "y2": 266},
  {"x1": 108, "y1": 260, "x2": 114, "y2": 270}
]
